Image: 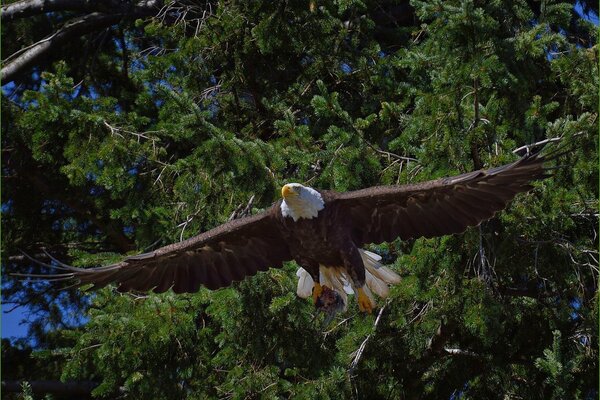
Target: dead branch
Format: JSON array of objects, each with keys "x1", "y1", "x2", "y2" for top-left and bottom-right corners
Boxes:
[
  {"x1": 1, "y1": 0, "x2": 161, "y2": 21},
  {"x1": 373, "y1": 148, "x2": 419, "y2": 163},
  {"x1": 103, "y1": 120, "x2": 161, "y2": 153},
  {"x1": 2, "y1": 0, "x2": 102, "y2": 21},
  {"x1": 228, "y1": 195, "x2": 256, "y2": 221},
  {"x1": 176, "y1": 206, "x2": 204, "y2": 242},
  {"x1": 1, "y1": 2, "x2": 161, "y2": 83},
  {"x1": 348, "y1": 300, "x2": 388, "y2": 373},
  {"x1": 2, "y1": 13, "x2": 122, "y2": 83},
  {"x1": 512, "y1": 131, "x2": 584, "y2": 155},
  {"x1": 23, "y1": 171, "x2": 135, "y2": 252},
  {"x1": 443, "y1": 348, "x2": 482, "y2": 358},
  {"x1": 512, "y1": 136, "x2": 563, "y2": 155}
]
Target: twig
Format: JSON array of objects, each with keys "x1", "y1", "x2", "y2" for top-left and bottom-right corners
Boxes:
[
  {"x1": 443, "y1": 348, "x2": 481, "y2": 358},
  {"x1": 408, "y1": 300, "x2": 432, "y2": 324},
  {"x1": 177, "y1": 207, "x2": 204, "y2": 241},
  {"x1": 348, "y1": 300, "x2": 388, "y2": 373},
  {"x1": 78, "y1": 343, "x2": 102, "y2": 353},
  {"x1": 304, "y1": 143, "x2": 344, "y2": 185},
  {"x1": 103, "y1": 120, "x2": 161, "y2": 149},
  {"x1": 228, "y1": 195, "x2": 255, "y2": 221},
  {"x1": 512, "y1": 131, "x2": 584, "y2": 156},
  {"x1": 153, "y1": 163, "x2": 170, "y2": 187},
  {"x1": 323, "y1": 313, "x2": 357, "y2": 336},
  {"x1": 369, "y1": 146, "x2": 419, "y2": 163},
  {"x1": 512, "y1": 136, "x2": 563, "y2": 155}
]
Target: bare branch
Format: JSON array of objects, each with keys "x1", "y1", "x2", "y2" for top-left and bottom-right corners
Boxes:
[
  {"x1": 498, "y1": 286, "x2": 557, "y2": 299},
  {"x1": 372, "y1": 148, "x2": 419, "y2": 163},
  {"x1": 362, "y1": 138, "x2": 419, "y2": 164},
  {"x1": 228, "y1": 195, "x2": 256, "y2": 221},
  {"x1": 2, "y1": 13, "x2": 121, "y2": 83},
  {"x1": 348, "y1": 300, "x2": 388, "y2": 373},
  {"x1": 1, "y1": 0, "x2": 161, "y2": 21},
  {"x1": 103, "y1": 120, "x2": 161, "y2": 153},
  {"x1": 408, "y1": 300, "x2": 432, "y2": 324},
  {"x1": 443, "y1": 348, "x2": 482, "y2": 358},
  {"x1": 512, "y1": 131, "x2": 584, "y2": 155},
  {"x1": 1, "y1": 3, "x2": 160, "y2": 83},
  {"x1": 323, "y1": 313, "x2": 356, "y2": 336},
  {"x1": 23, "y1": 171, "x2": 135, "y2": 252},
  {"x1": 2, "y1": 0, "x2": 100, "y2": 21},
  {"x1": 177, "y1": 207, "x2": 204, "y2": 242},
  {"x1": 512, "y1": 136, "x2": 563, "y2": 155}
]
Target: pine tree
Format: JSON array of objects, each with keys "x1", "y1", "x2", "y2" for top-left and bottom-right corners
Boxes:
[{"x1": 2, "y1": 0, "x2": 597, "y2": 398}]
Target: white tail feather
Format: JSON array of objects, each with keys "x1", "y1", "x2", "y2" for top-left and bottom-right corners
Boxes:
[
  {"x1": 320, "y1": 266, "x2": 349, "y2": 310},
  {"x1": 362, "y1": 250, "x2": 382, "y2": 262},
  {"x1": 365, "y1": 270, "x2": 389, "y2": 298},
  {"x1": 360, "y1": 249, "x2": 401, "y2": 287},
  {"x1": 296, "y1": 268, "x2": 314, "y2": 298},
  {"x1": 295, "y1": 249, "x2": 401, "y2": 304},
  {"x1": 320, "y1": 267, "x2": 344, "y2": 293}
]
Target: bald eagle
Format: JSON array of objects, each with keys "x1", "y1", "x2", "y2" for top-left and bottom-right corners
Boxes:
[{"x1": 22, "y1": 152, "x2": 552, "y2": 313}]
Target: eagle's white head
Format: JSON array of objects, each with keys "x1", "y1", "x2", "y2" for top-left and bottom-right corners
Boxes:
[{"x1": 280, "y1": 183, "x2": 325, "y2": 221}]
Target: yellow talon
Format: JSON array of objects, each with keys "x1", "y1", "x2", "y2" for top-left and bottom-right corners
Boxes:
[
  {"x1": 357, "y1": 287, "x2": 374, "y2": 314},
  {"x1": 312, "y1": 282, "x2": 323, "y2": 305}
]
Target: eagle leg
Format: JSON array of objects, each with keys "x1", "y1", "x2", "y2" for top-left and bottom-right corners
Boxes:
[
  {"x1": 299, "y1": 260, "x2": 324, "y2": 306},
  {"x1": 339, "y1": 246, "x2": 374, "y2": 313},
  {"x1": 312, "y1": 282, "x2": 324, "y2": 305},
  {"x1": 357, "y1": 287, "x2": 374, "y2": 314}
]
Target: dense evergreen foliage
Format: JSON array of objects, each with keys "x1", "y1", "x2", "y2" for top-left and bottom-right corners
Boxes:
[{"x1": 2, "y1": 0, "x2": 598, "y2": 398}]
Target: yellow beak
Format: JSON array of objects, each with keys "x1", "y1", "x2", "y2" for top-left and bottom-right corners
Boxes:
[{"x1": 281, "y1": 185, "x2": 296, "y2": 198}]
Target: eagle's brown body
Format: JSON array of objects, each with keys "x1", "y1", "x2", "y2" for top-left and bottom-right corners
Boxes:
[
  {"x1": 276, "y1": 191, "x2": 366, "y2": 286},
  {"x1": 23, "y1": 151, "x2": 554, "y2": 309}
]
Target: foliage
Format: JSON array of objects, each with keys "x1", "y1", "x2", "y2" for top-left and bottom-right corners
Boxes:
[{"x1": 2, "y1": 0, "x2": 597, "y2": 399}]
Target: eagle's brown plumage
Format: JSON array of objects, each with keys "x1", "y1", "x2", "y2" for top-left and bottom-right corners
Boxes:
[{"x1": 20, "y1": 151, "x2": 552, "y2": 301}]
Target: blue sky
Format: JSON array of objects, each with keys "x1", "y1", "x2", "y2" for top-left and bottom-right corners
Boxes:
[
  {"x1": 574, "y1": 1, "x2": 599, "y2": 24},
  {"x1": 2, "y1": 303, "x2": 31, "y2": 340}
]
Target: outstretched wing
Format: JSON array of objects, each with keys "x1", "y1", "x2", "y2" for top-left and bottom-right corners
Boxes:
[
  {"x1": 21, "y1": 207, "x2": 292, "y2": 293},
  {"x1": 334, "y1": 152, "x2": 552, "y2": 246}
]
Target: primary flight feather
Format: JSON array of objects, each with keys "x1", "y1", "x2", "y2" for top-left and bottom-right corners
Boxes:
[{"x1": 20, "y1": 151, "x2": 552, "y2": 313}]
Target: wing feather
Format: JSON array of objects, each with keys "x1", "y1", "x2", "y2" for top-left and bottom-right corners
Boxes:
[
  {"x1": 333, "y1": 151, "x2": 552, "y2": 245},
  {"x1": 26, "y1": 206, "x2": 292, "y2": 293},
  {"x1": 217, "y1": 250, "x2": 236, "y2": 284},
  {"x1": 172, "y1": 262, "x2": 191, "y2": 294},
  {"x1": 153, "y1": 267, "x2": 175, "y2": 293}
]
